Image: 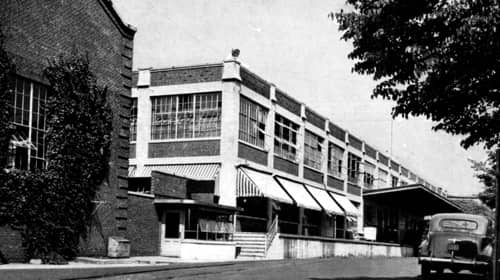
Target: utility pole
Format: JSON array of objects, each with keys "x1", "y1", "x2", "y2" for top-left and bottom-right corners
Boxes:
[{"x1": 494, "y1": 149, "x2": 500, "y2": 280}]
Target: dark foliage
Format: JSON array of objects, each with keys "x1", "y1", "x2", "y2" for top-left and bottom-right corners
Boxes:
[
  {"x1": 471, "y1": 151, "x2": 497, "y2": 209},
  {"x1": 336, "y1": 0, "x2": 500, "y2": 149},
  {"x1": 0, "y1": 27, "x2": 15, "y2": 168},
  {"x1": 0, "y1": 50, "x2": 113, "y2": 263}
]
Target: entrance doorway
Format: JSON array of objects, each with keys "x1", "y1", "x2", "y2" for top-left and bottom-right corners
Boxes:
[{"x1": 160, "y1": 211, "x2": 184, "y2": 257}]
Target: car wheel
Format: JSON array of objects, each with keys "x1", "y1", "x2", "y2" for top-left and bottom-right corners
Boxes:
[{"x1": 421, "y1": 263, "x2": 431, "y2": 279}]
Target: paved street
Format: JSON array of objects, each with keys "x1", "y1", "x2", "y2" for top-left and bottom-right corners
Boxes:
[
  {"x1": 94, "y1": 257, "x2": 487, "y2": 280},
  {"x1": 2, "y1": 257, "x2": 488, "y2": 280}
]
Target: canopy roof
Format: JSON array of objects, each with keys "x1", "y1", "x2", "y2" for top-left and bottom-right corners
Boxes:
[{"x1": 364, "y1": 184, "x2": 463, "y2": 215}]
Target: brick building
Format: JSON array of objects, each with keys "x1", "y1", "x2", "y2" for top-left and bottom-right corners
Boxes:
[
  {"x1": 0, "y1": 0, "x2": 135, "y2": 261},
  {"x1": 128, "y1": 52, "x2": 462, "y2": 260}
]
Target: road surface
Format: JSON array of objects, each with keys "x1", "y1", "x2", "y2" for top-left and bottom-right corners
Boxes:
[{"x1": 2, "y1": 257, "x2": 486, "y2": 280}]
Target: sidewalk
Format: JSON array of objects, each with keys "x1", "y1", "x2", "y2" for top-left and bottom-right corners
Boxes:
[{"x1": 0, "y1": 256, "x2": 258, "y2": 280}]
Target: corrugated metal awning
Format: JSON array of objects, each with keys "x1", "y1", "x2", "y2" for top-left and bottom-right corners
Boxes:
[
  {"x1": 129, "y1": 163, "x2": 220, "y2": 180},
  {"x1": 329, "y1": 192, "x2": 360, "y2": 217},
  {"x1": 275, "y1": 177, "x2": 322, "y2": 211},
  {"x1": 236, "y1": 168, "x2": 293, "y2": 204},
  {"x1": 305, "y1": 184, "x2": 344, "y2": 215},
  {"x1": 128, "y1": 166, "x2": 137, "y2": 177}
]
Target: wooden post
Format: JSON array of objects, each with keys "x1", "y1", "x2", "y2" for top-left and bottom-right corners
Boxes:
[
  {"x1": 298, "y1": 207, "x2": 304, "y2": 235},
  {"x1": 267, "y1": 198, "x2": 273, "y2": 231},
  {"x1": 494, "y1": 149, "x2": 500, "y2": 280}
]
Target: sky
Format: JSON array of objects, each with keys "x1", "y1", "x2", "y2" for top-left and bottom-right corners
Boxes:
[{"x1": 113, "y1": 0, "x2": 488, "y2": 196}]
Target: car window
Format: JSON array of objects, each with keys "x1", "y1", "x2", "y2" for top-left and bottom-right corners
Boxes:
[{"x1": 439, "y1": 219, "x2": 478, "y2": 231}]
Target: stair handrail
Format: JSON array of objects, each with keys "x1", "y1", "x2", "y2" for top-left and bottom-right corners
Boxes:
[{"x1": 266, "y1": 215, "x2": 279, "y2": 251}]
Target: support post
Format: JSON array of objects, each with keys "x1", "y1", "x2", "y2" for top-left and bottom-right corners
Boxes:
[
  {"x1": 298, "y1": 207, "x2": 304, "y2": 235},
  {"x1": 267, "y1": 198, "x2": 273, "y2": 231},
  {"x1": 494, "y1": 149, "x2": 500, "y2": 280}
]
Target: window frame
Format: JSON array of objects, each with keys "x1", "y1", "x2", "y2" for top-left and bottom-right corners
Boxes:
[
  {"x1": 238, "y1": 96, "x2": 268, "y2": 149},
  {"x1": 150, "y1": 92, "x2": 222, "y2": 141},
  {"x1": 274, "y1": 114, "x2": 300, "y2": 162},
  {"x1": 303, "y1": 130, "x2": 323, "y2": 171},
  {"x1": 327, "y1": 143, "x2": 344, "y2": 178},
  {"x1": 9, "y1": 76, "x2": 48, "y2": 171},
  {"x1": 363, "y1": 161, "x2": 375, "y2": 188},
  {"x1": 347, "y1": 152, "x2": 361, "y2": 184}
]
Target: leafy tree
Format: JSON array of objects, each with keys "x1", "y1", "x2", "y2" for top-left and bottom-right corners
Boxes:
[
  {"x1": 471, "y1": 150, "x2": 497, "y2": 209},
  {"x1": 335, "y1": 0, "x2": 500, "y2": 149},
  {"x1": 0, "y1": 51, "x2": 112, "y2": 263}
]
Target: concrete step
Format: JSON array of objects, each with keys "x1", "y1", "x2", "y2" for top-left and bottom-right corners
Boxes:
[{"x1": 235, "y1": 242, "x2": 266, "y2": 247}]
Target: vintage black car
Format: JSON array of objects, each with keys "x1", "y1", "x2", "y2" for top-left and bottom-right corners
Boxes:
[{"x1": 418, "y1": 213, "x2": 493, "y2": 279}]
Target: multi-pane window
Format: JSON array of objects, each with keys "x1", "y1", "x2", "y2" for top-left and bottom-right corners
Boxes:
[
  {"x1": 304, "y1": 131, "x2": 323, "y2": 170},
  {"x1": 239, "y1": 96, "x2": 268, "y2": 149},
  {"x1": 378, "y1": 169, "x2": 388, "y2": 188},
  {"x1": 327, "y1": 143, "x2": 344, "y2": 178},
  {"x1": 130, "y1": 98, "x2": 137, "y2": 142},
  {"x1": 363, "y1": 161, "x2": 375, "y2": 188},
  {"x1": 274, "y1": 114, "x2": 299, "y2": 161},
  {"x1": 391, "y1": 175, "x2": 399, "y2": 188},
  {"x1": 9, "y1": 76, "x2": 48, "y2": 170},
  {"x1": 151, "y1": 92, "x2": 221, "y2": 140},
  {"x1": 347, "y1": 153, "x2": 361, "y2": 184}
]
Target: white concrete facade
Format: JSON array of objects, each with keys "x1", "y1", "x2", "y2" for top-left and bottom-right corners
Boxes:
[{"x1": 129, "y1": 56, "x2": 450, "y2": 241}]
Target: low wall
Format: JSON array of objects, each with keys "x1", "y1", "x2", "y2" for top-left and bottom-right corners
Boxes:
[
  {"x1": 180, "y1": 240, "x2": 236, "y2": 261},
  {"x1": 267, "y1": 233, "x2": 413, "y2": 259}
]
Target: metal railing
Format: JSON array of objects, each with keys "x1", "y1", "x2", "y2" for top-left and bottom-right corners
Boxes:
[{"x1": 266, "y1": 215, "x2": 279, "y2": 251}]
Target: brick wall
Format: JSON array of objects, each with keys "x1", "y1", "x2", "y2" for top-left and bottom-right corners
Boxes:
[
  {"x1": 240, "y1": 67, "x2": 270, "y2": 99},
  {"x1": 364, "y1": 144, "x2": 377, "y2": 160},
  {"x1": 347, "y1": 183, "x2": 361, "y2": 196},
  {"x1": 348, "y1": 135, "x2": 363, "y2": 151},
  {"x1": 276, "y1": 90, "x2": 301, "y2": 116},
  {"x1": 238, "y1": 142, "x2": 268, "y2": 166},
  {"x1": 151, "y1": 171, "x2": 188, "y2": 198},
  {"x1": 150, "y1": 65, "x2": 222, "y2": 86},
  {"x1": 327, "y1": 176, "x2": 344, "y2": 191},
  {"x1": 328, "y1": 122, "x2": 346, "y2": 142},
  {"x1": 0, "y1": 0, "x2": 135, "y2": 257},
  {"x1": 305, "y1": 108, "x2": 326, "y2": 130},
  {"x1": 303, "y1": 166, "x2": 323, "y2": 184},
  {"x1": 127, "y1": 194, "x2": 160, "y2": 256},
  {"x1": 390, "y1": 161, "x2": 400, "y2": 172},
  {"x1": 148, "y1": 140, "x2": 220, "y2": 158},
  {"x1": 379, "y1": 153, "x2": 389, "y2": 166},
  {"x1": 129, "y1": 143, "x2": 136, "y2": 159},
  {"x1": 273, "y1": 156, "x2": 299, "y2": 176},
  {"x1": 151, "y1": 172, "x2": 216, "y2": 203}
]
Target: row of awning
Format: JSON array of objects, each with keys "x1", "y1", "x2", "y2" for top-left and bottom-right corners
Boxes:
[
  {"x1": 237, "y1": 167, "x2": 360, "y2": 217},
  {"x1": 129, "y1": 164, "x2": 360, "y2": 217}
]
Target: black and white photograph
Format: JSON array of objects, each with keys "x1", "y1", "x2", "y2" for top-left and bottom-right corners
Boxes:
[{"x1": 0, "y1": 0, "x2": 499, "y2": 279}]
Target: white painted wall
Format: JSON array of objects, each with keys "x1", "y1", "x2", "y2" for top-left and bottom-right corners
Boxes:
[{"x1": 180, "y1": 240, "x2": 236, "y2": 261}]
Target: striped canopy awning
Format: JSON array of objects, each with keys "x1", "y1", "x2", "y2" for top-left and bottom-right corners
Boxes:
[
  {"x1": 329, "y1": 192, "x2": 360, "y2": 217},
  {"x1": 236, "y1": 167, "x2": 293, "y2": 204},
  {"x1": 128, "y1": 163, "x2": 220, "y2": 180}
]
